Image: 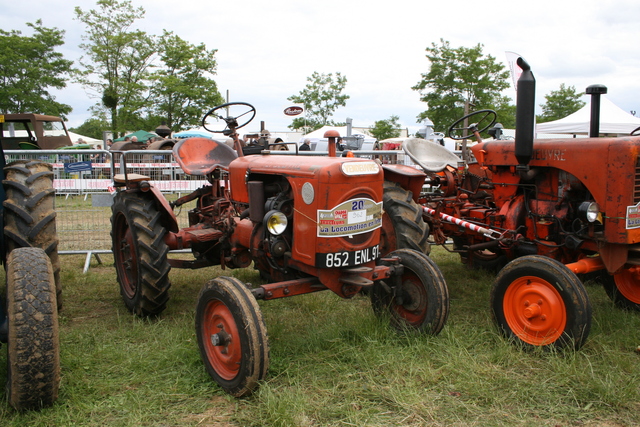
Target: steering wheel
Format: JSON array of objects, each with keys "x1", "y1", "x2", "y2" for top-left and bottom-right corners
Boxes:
[
  {"x1": 631, "y1": 126, "x2": 640, "y2": 136},
  {"x1": 447, "y1": 109, "x2": 497, "y2": 140},
  {"x1": 202, "y1": 102, "x2": 256, "y2": 134}
]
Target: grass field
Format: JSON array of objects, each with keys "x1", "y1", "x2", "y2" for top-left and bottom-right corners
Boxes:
[{"x1": 1, "y1": 247, "x2": 639, "y2": 426}]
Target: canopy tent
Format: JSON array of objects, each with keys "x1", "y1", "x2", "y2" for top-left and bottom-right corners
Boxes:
[
  {"x1": 114, "y1": 129, "x2": 158, "y2": 142},
  {"x1": 536, "y1": 97, "x2": 640, "y2": 136},
  {"x1": 173, "y1": 128, "x2": 215, "y2": 139},
  {"x1": 68, "y1": 131, "x2": 102, "y2": 146}
]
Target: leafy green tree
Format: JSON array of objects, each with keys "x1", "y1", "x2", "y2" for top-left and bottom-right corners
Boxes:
[
  {"x1": 369, "y1": 115, "x2": 402, "y2": 141},
  {"x1": 412, "y1": 39, "x2": 512, "y2": 132},
  {"x1": 75, "y1": 0, "x2": 156, "y2": 137},
  {"x1": 0, "y1": 20, "x2": 74, "y2": 116},
  {"x1": 147, "y1": 31, "x2": 224, "y2": 131},
  {"x1": 69, "y1": 117, "x2": 110, "y2": 140},
  {"x1": 537, "y1": 84, "x2": 585, "y2": 123},
  {"x1": 288, "y1": 71, "x2": 349, "y2": 134}
]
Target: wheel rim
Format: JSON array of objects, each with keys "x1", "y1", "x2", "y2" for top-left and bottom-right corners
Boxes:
[
  {"x1": 614, "y1": 267, "x2": 640, "y2": 304},
  {"x1": 114, "y1": 213, "x2": 138, "y2": 298},
  {"x1": 392, "y1": 270, "x2": 428, "y2": 326},
  {"x1": 202, "y1": 299, "x2": 242, "y2": 381},
  {"x1": 503, "y1": 275, "x2": 566, "y2": 345}
]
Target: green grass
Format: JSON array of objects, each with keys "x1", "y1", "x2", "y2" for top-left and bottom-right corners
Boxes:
[{"x1": 1, "y1": 247, "x2": 640, "y2": 426}]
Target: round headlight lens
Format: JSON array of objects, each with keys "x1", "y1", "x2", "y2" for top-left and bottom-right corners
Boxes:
[
  {"x1": 265, "y1": 210, "x2": 288, "y2": 235},
  {"x1": 578, "y1": 201, "x2": 600, "y2": 223}
]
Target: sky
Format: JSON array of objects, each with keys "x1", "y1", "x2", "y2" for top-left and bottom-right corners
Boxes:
[{"x1": 2, "y1": 0, "x2": 640, "y2": 136}]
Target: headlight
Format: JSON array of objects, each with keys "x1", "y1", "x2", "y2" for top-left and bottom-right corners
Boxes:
[
  {"x1": 264, "y1": 210, "x2": 288, "y2": 235},
  {"x1": 578, "y1": 201, "x2": 601, "y2": 223}
]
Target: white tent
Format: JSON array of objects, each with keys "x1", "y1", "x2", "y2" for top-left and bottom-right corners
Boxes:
[
  {"x1": 68, "y1": 131, "x2": 102, "y2": 146},
  {"x1": 536, "y1": 97, "x2": 640, "y2": 136}
]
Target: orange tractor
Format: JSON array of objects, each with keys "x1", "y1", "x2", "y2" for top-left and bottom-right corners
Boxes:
[
  {"x1": 405, "y1": 58, "x2": 640, "y2": 350},
  {"x1": 110, "y1": 102, "x2": 449, "y2": 396}
]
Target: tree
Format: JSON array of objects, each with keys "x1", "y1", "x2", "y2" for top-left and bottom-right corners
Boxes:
[
  {"x1": 147, "y1": 31, "x2": 224, "y2": 131},
  {"x1": 69, "y1": 117, "x2": 110, "y2": 140},
  {"x1": 0, "y1": 20, "x2": 74, "y2": 116},
  {"x1": 288, "y1": 71, "x2": 349, "y2": 134},
  {"x1": 537, "y1": 84, "x2": 585, "y2": 123},
  {"x1": 75, "y1": 0, "x2": 156, "y2": 137},
  {"x1": 369, "y1": 115, "x2": 402, "y2": 141},
  {"x1": 412, "y1": 39, "x2": 512, "y2": 132}
]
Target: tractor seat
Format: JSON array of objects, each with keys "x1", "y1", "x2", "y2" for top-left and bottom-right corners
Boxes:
[
  {"x1": 402, "y1": 138, "x2": 461, "y2": 172},
  {"x1": 172, "y1": 137, "x2": 238, "y2": 176}
]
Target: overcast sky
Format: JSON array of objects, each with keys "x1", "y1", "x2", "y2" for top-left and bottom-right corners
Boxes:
[{"x1": 3, "y1": 0, "x2": 639, "y2": 135}]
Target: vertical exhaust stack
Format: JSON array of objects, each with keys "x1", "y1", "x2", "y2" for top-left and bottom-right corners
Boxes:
[
  {"x1": 515, "y1": 57, "x2": 536, "y2": 168},
  {"x1": 586, "y1": 84, "x2": 607, "y2": 137}
]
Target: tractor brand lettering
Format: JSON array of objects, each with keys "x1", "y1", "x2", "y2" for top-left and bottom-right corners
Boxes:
[
  {"x1": 341, "y1": 161, "x2": 380, "y2": 176},
  {"x1": 626, "y1": 202, "x2": 640, "y2": 229},
  {"x1": 316, "y1": 245, "x2": 380, "y2": 268},
  {"x1": 283, "y1": 106, "x2": 303, "y2": 116},
  {"x1": 317, "y1": 197, "x2": 382, "y2": 237},
  {"x1": 532, "y1": 149, "x2": 566, "y2": 162}
]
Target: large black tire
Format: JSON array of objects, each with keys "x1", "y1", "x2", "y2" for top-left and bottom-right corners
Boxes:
[
  {"x1": 3, "y1": 160, "x2": 61, "y2": 309},
  {"x1": 196, "y1": 277, "x2": 269, "y2": 397},
  {"x1": 598, "y1": 268, "x2": 640, "y2": 312},
  {"x1": 371, "y1": 249, "x2": 449, "y2": 335},
  {"x1": 6, "y1": 247, "x2": 60, "y2": 411},
  {"x1": 381, "y1": 181, "x2": 430, "y2": 256},
  {"x1": 490, "y1": 255, "x2": 592, "y2": 350},
  {"x1": 111, "y1": 192, "x2": 171, "y2": 316}
]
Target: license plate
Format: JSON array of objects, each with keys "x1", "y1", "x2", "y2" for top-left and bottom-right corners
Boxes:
[{"x1": 316, "y1": 245, "x2": 380, "y2": 268}]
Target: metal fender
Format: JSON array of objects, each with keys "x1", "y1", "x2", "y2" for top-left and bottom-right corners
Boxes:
[
  {"x1": 149, "y1": 185, "x2": 180, "y2": 233},
  {"x1": 381, "y1": 164, "x2": 426, "y2": 203}
]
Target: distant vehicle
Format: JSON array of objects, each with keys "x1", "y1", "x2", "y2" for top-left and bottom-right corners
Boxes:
[{"x1": 0, "y1": 113, "x2": 73, "y2": 150}]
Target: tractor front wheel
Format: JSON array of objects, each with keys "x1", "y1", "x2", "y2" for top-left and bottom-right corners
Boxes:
[
  {"x1": 490, "y1": 255, "x2": 592, "y2": 350},
  {"x1": 111, "y1": 192, "x2": 171, "y2": 316},
  {"x1": 371, "y1": 249, "x2": 449, "y2": 335},
  {"x1": 600, "y1": 267, "x2": 640, "y2": 311},
  {"x1": 6, "y1": 247, "x2": 60, "y2": 410},
  {"x1": 195, "y1": 277, "x2": 269, "y2": 397}
]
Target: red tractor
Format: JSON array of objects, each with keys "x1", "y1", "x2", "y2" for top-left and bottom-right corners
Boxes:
[
  {"x1": 111, "y1": 102, "x2": 449, "y2": 396},
  {"x1": 405, "y1": 58, "x2": 640, "y2": 351}
]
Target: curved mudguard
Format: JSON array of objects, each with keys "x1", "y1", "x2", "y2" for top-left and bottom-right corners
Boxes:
[{"x1": 382, "y1": 164, "x2": 426, "y2": 203}]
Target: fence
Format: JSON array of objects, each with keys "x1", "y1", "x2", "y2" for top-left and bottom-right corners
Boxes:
[{"x1": 4, "y1": 148, "x2": 415, "y2": 272}]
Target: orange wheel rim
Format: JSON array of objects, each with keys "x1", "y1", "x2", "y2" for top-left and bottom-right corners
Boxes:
[
  {"x1": 614, "y1": 267, "x2": 640, "y2": 304},
  {"x1": 503, "y1": 275, "x2": 566, "y2": 345},
  {"x1": 202, "y1": 300, "x2": 241, "y2": 381},
  {"x1": 392, "y1": 274, "x2": 427, "y2": 326}
]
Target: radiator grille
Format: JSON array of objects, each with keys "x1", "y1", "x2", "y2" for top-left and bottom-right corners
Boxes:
[{"x1": 635, "y1": 156, "x2": 640, "y2": 203}]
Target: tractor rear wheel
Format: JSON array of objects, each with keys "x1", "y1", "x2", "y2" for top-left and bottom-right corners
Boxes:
[
  {"x1": 371, "y1": 249, "x2": 449, "y2": 335},
  {"x1": 195, "y1": 277, "x2": 269, "y2": 397},
  {"x1": 380, "y1": 181, "x2": 430, "y2": 256},
  {"x1": 111, "y1": 192, "x2": 171, "y2": 316},
  {"x1": 3, "y1": 160, "x2": 61, "y2": 309},
  {"x1": 490, "y1": 255, "x2": 592, "y2": 350},
  {"x1": 600, "y1": 267, "x2": 640, "y2": 311},
  {"x1": 6, "y1": 247, "x2": 60, "y2": 411}
]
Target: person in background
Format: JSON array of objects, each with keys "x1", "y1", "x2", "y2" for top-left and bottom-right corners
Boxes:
[
  {"x1": 299, "y1": 138, "x2": 311, "y2": 151},
  {"x1": 106, "y1": 139, "x2": 113, "y2": 150}
]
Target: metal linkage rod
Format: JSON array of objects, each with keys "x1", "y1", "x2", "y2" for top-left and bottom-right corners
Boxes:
[{"x1": 423, "y1": 206, "x2": 503, "y2": 240}]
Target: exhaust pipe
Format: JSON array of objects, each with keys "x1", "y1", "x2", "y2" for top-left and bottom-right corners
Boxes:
[
  {"x1": 586, "y1": 84, "x2": 607, "y2": 137},
  {"x1": 514, "y1": 57, "x2": 535, "y2": 168}
]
